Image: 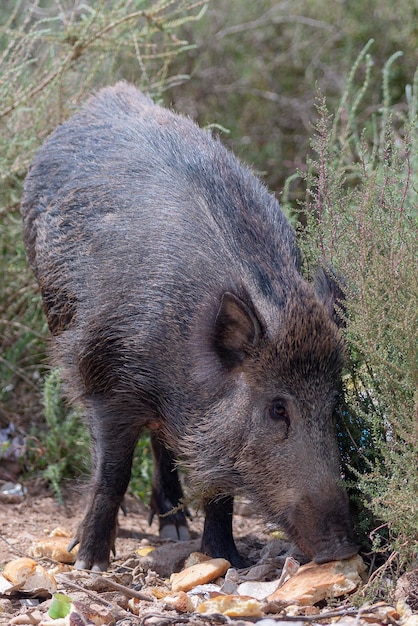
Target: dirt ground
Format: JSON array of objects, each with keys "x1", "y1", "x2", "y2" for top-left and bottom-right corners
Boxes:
[
  {"x1": 0, "y1": 481, "x2": 274, "y2": 569},
  {"x1": 0, "y1": 481, "x2": 279, "y2": 624},
  {"x1": 0, "y1": 481, "x2": 417, "y2": 626}
]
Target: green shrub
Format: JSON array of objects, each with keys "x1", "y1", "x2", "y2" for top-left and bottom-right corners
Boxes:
[
  {"x1": 295, "y1": 43, "x2": 417, "y2": 572},
  {"x1": 26, "y1": 369, "x2": 90, "y2": 502},
  {"x1": 169, "y1": 0, "x2": 418, "y2": 195},
  {"x1": 26, "y1": 368, "x2": 154, "y2": 502}
]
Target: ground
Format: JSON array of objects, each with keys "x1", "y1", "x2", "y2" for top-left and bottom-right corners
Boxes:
[
  {"x1": 0, "y1": 481, "x2": 274, "y2": 569},
  {"x1": 0, "y1": 481, "x2": 277, "y2": 624},
  {"x1": 0, "y1": 481, "x2": 417, "y2": 626}
]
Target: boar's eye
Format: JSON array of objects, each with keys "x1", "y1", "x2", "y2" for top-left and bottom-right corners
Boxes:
[{"x1": 268, "y1": 399, "x2": 290, "y2": 427}]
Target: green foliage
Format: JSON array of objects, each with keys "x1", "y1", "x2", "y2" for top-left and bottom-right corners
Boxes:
[
  {"x1": 0, "y1": 0, "x2": 207, "y2": 204},
  {"x1": 27, "y1": 369, "x2": 89, "y2": 502},
  {"x1": 49, "y1": 594, "x2": 72, "y2": 619},
  {"x1": 0, "y1": 211, "x2": 47, "y2": 425},
  {"x1": 297, "y1": 43, "x2": 417, "y2": 569},
  {"x1": 131, "y1": 435, "x2": 154, "y2": 501},
  {"x1": 169, "y1": 0, "x2": 418, "y2": 195}
]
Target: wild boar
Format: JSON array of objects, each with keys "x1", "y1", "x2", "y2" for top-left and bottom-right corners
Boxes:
[{"x1": 21, "y1": 82, "x2": 357, "y2": 571}]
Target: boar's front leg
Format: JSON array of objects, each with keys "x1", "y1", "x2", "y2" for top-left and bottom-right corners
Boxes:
[
  {"x1": 201, "y1": 496, "x2": 245, "y2": 568},
  {"x1": 149, "y1": 432, "x2": 190, "y2": 541},
  {"x1": 72, "y1": 401, "x2": 142, "y2": 571}
]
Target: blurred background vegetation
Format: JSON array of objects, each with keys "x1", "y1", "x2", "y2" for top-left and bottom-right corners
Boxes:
[{"x1": 0, "y1": 0, "x2": 416, "y2": 588}]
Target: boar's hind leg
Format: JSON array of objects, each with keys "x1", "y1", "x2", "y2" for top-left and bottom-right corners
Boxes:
[
  {"x1": 72, "y1": 404, "x2": 142, "y2": 571},
  {"x1": 149, "y1": 432, "x2": 190, "y2": 541},
  {"x1": 201, "y1": 496, "x2": 245, "y2": 568}
]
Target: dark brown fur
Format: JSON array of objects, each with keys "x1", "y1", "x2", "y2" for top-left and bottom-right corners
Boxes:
[{"x1": 21, "y1": 82, "x2": 357, "y2": 570}]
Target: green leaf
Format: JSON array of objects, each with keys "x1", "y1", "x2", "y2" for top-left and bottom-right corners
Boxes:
[{"x1": 48, "y1": 593, "x2": 72, "y2": 619}]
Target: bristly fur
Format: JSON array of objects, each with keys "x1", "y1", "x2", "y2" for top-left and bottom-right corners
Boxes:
[{"x1": 20, "y1": 82, "x2": 356, "y2": 569}]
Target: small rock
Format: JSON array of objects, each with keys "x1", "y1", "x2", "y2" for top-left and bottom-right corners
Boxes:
[
  {"x1": 241, "y1": 563, "x2": 280, "y2": 581},
  {"x1": 139, "y1": 538, "x2": 201, "y2": 578},
  {"x1": 220, "y1": 567, "x2": 240, "y2": 594},
  {"x1": 170, "y1": 558, "x2": 231, "y2": 592}
]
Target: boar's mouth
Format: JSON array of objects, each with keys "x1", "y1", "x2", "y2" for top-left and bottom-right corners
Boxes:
[
  {"x1": 280, "y1": 499, "x2": 358, "y2": 564},
  {"x1": 285, "y1": 521, "x2": 358, "y2": 564},
  {"x1": 313, "y1": 542, "x2": 359, "y2": 564}
]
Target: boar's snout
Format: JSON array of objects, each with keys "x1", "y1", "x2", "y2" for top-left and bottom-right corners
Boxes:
[
  {"x1": 288, "y1": 488, "x2": 358, "y2": 564},
  {"x1": 314, "y1": 541, "x2": 359, "y2": 564}
]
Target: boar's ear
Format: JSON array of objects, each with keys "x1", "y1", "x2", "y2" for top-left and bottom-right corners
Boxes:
[
  {"x1": 213, "y1": 292, "x2": 262, "y2": 369},
  {"x1": 314, "y1": 266, "x2": 347, "y2": 328}
]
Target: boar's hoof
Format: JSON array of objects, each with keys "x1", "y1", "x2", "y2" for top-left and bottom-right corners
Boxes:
[
  {"x1": 69, "y1": 534, "x2": 114, "y2": 571},
  {"x1": 160, "y1": 523, "x2": 190, "y2": 541},
  {"x1": 74, "y1": 558, "x2": 109, "y2": 572}
]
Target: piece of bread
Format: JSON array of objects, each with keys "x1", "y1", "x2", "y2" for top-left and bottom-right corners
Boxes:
[
  {"x1": 267, "y1": 555, "x2": 366, "y2": 605},
  {"x1": 3, "y1": 557, "x2": 57, "y2": 593},
  {"x1": 170, "y1": 558, "x2": 231, "y2": 592},
  {"x1": 197, "y1": 594, "x2": 263, "y2": 617},
  {"x1": 164, "y1": 591, "x2": 196, "y2": 613},
  {"x1": 29, "y1": 536, "x2": 78, "y2": 564}
]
